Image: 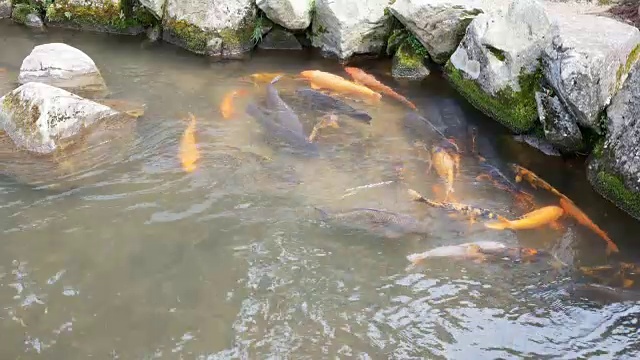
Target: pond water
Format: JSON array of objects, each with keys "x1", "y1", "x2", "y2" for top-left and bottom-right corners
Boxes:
[{"x1": 1, "y1": 22, "x2": 639, "y2": 359}]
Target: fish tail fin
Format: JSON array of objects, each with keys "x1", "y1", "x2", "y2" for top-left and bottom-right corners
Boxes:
[
  {"x1": 484, "y1": 218, "x2": 511, "y2": 230},
  {"x1": 407, "y1": 189, "x2": 424, "y2": 202},
  {"x1": 313, "y1": 207, "x2": 330, "y2": 221},
  {"x1": 406, "y1": 252, "x2": 427, "y2": 265},
  {"x1": 271, "y1": 74, "x2": 284, "y2": 85},
  {"x1": 606, "y1": 242, "x2": 620, "y2": 255}
]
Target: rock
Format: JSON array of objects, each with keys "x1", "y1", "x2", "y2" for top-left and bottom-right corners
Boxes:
[
  {"x1": 163, "y1": 0, "x2": 257, "y2": 58},
  {"x1": 446, "y1": 0, "x2": 553, "y2": 133},
  {"x1": 0, "y1": 0, "x2": 11, "y2": 19},
  {"x1": 146, "y1": 24, "x2": 162, "y2": 42},
  {"x1": 543, "y1": 13, "x2": 640, "y2": 131},
  {"x1": 512, "y1": 134, "x2": 561, "y2": 156},
  {"x1": 256, "y1": 0, "x2": 312, "y2": 30},
  {"x1": 0, "y1": 82, "x2": 121, "y2": 154},
  {"x1": 44, "y1": 0, "x2": 157, "y2": 35},
  {"x1": 25, "y1": 13, "x2": 44, "y2": 29},
  {"x1": 311, "y1": 0, "x2": 389, "y2": 60},
  {"x1": 18, "y1": 43, "x2": 107, "y2": 98},
  {"x1": 11, "y1": 3, "x2": 36, "y2": 25},
  {"x1": 588, "y1": 61, "x2": 640, "y2": 219},
  {"x1": 392, "y1": 42, "x2": 430, "y2": 81},
  {"x1": 389, "y1": 0, "x2": 484, "y2": 64},
  {"x1": 139, "y1": 0, "x2": 166, "y2": 20},
  {"x1": 535, "y1": 91, "x2": 584, "y2": 153},
  {"x1": 258, "y1": 27, "x2": 302, "y2": 50}
]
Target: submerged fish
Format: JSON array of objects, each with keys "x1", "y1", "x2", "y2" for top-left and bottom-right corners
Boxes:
[
  {"x1": 246, "y1": 103, "x2": 318, "y2": 155},
  {"x1": 429, "y1": 143, "x2": 458, "y2": 199},
  {"x1": 308, "y1": 113, "x2": 340, "y2": 143},
  {"x1": 244, "y1": 72, "x2": 285, "y2": 85},
  {"x1": 559, "y1": 197, "x2": 619, "y2": 255},
  {"x1": 513, "y1": 135, "x2": 561, "y2": 156},
  {"x1": 299, "y1": 70, "x2": 382, "y2": 103},
  {"x1": 568, "y1": 283, "x2": 640, "y2": 304},
  {"x1": 344, "y1": 66, "x2": 417, "y2": 110},
  {"x1": 179, "y1": 112, "x2": 200, "y2": 173},
  {"x1": 315, "y1": 207, "x2": 430, "y2": 238},
  {"x1": 408, "y1": 189, "x2": 506, "y2": 222},
  {"x1": 220, "y1": 89, "x2": 248, "y2": 119},
  {"x1": 511, "y1": 164, "x2": 567, "y2": 199},
  {"x1": 485, "y1": 206, "x2": 564, "y2": 230},
  {"x1": 403, "y1": 112, "x2": 447, "y2": 143},
  {"x1": 580, "y1": 262, "x2": 637, "y2": 288},
  {"x1": 295, "y1": 88, "x2": 372, "y2": 123},
  {"x1": 406, "y1": 241, "x2": 507, "y2": 265},
  {"x1": 266, "y1": 75, "x2": 305, "y2": 135},
  {"x1": 477, "y1": 160, "x2": 535, "y2": 209}
]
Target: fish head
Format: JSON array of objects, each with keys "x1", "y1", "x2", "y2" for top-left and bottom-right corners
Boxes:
[
  {"x1": 299, "y1": 70, "x2": 316, "y2": 80},
  {"x1": 343, "y1": 67, "x2": 358, "y2": 76}
]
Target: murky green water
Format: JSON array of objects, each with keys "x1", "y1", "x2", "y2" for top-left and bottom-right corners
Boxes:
[{"x1": 1, "y1": 22, "x2": 639, "y2": 359}]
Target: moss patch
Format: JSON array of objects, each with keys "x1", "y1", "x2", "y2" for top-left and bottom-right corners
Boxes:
[
  {"x1": 445, "y1": 61, "x2": 542, "y2": 133},
  {"x1": 395, "y1": 42, "x2": 422, "y2": 68},
  {"x1": 12, "y1": 3, "x2": 35, "y2": 24},
  {"x1": 45, "y1": 0, "x2": 157, "y2": 34},
  {"x1": 163, "y1": 18, "x2": 211, "y2": 53},
  {"x1": 615, "y1": 43, "x2": 640, "y2": 91},
  {"x1": 2, "y1": 92, "x2": 42, "y2": 141},
  {"x1": 594, "y1": 170, "x2": 640, "y2": 218}
]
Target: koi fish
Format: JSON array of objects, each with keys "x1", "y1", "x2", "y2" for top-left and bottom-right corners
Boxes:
[
  {"x1": 343, "y1": 66, "x2": 417, "y2": 110},
  {"x1": 580, "y1": 262, "x2": 638, "y2": 288},
  {"x1": 295, "y1": 88, "x2": 372, "y2": 123},
  {"x1": 243, "y1": 72, "x2": 285, "y2": 85},
  {"x1": 408, "y1": 189, "x2": 507, "y2": 222},
  {"x1": 485, "y1": 206, "x2": 564, "y2": 230},
  {"x1": 220, "y1": 89, "x2": 248, "y2": 120},
  {"x1": 314, "y1": 207, "x2": 430, "y2": 239},
  {"x1": 406, "y1": 241, "x2": 507, "y2": 265},
  {"x1": 266, "y1": 75, "x2": 304, "y2": 134},
  {"x1": 308, "y1": 114, "x2": 340, "y2": 143},
  {"x1": 298, "y1": 70, "x2": 382, "y2": 103},
  {"x1": 429, "y1": 143, "x2": 457, "y2": 200},
  {"x1": 511, "y1": 164, "x2": 567, "y2": 200},
  {"x1": 179, "y1": 112, "x2": 200, "y2": 173},
  {"x1": 568, "y1": 283, "x2": 640, "y2": 304},
  {"x1": 559, "y1": 197, "x2": 619, "y2": 255},
  {"x1": 477, "y1": 160, "x2": 535, "y2": 209}
]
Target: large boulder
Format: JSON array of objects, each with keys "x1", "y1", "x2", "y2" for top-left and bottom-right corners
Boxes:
[
  {"x1": 44, "y1": 0, "x2": 157, "y2": 35},
  {"x1": 18, "y1": 43, "x2": 107, "y2": 98},
  {"x1": 588, "y1": 61, "x2": 640, "y2": 220},
  {"x1": 311, "y1": 0, "x2": 389, "y2": 60},
  {"x1": 257, "y1": 0, "x2": 312, "y2": 30},
  {"x1": 535, "y1": 91, "x2": 583, "y2": 153},
  {"x1": 139, "y1": 0, "x2": 166, "y2": 20},
  {"x1": 0, "y1": 0, "x2": 11, "y2": 19},
  {"x1": 543, "y1": 13, "x2": 640, "y2": 132},
  {"x1": 389, "y1": 0, "x2": 484, "y2": 64},
  {"x1": 446, "y1": 0, "x2": 553, "y2": 133},
  {"x1": 163, "y1": 0, "x2": 257, "y2": 58}
]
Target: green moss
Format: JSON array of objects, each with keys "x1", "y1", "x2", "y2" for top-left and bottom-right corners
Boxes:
[
  {"x1": 592, "y1": 138, "x2": 605, "y2": 158},
  {"x1": 164, "y1": 18, "x2": 210, "y2": 53},
  {"x1": 486, "y1": 45, "x2": 506, "y2": 61},
  {"x1": 2, "y1": 92, "x2": 41, "y2": 140},
  {"x1": 45, "y1": 0, "x2": 157, "y2": 34},
  {"x1": 395, "y1": 42, "x2": 423, "y2": 68},
  {"x1": 445, "y1": 61, "x2": 542, "y2": 133},
  {"x1": 615, "y1": 44, "x2": 640, "y2": 91},
  {"x1": 594, "y1": 170, "x2": 640, "y2": 218},
  {"x1": 12, "y1": 3, "x2": 35, "y2": 24}
]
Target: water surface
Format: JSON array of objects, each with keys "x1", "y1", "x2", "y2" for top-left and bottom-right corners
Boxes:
[{"x1": 1, "y1": 22, "x2": 639, "y2": 359}]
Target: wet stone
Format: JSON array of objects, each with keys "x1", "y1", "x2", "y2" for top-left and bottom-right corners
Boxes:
[{"x1": 258, "y1": 28, "x2": 302, "y2": 51}]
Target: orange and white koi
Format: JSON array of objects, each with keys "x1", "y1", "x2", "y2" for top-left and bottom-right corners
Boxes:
[
  {"x1": 179, "y1": 112, "x2": 200, "y2": 173},
  {"x1": 485, "y1": 206, "x2": 564, "y2": 230},
  {"x1": 344, "y1": 66, "x2": 417, "y2": 110},
  {"x1": 220, "y1": 89, "x2": 248, "y2": 119},
  {"x1": 560, "y1": 197, "x2": 619, "y2": 254}
]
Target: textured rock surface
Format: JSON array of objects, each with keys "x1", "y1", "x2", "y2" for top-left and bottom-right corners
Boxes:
[
  {"x1": 0, "y1": 82, "x2": 119, "y2": 154},
  {"x1": 18, "y1": 43, "x2": 107, "y2": 98},
  {"x1": 25, "y1": 13, "x2": 44, "y2": 29},
  {"x1": 389, "y1": 0, "x2": 484, "y2": 64},
  {"x1": 311, "y1": 0, "x2": 389, "y2": 60},
  {"x1": 392, "y1": 43, "x2": 430, "y2": 81},
  {"x1": 139, "y1": 0, "x2": 166, "y2": 20},
  {"x1": 535, "y1": 91, "x2": 583, "y2": 153},
  {"x1": 447, "y1": 0, "x2": 553, "y2": 133},
  {"x1": 257, "y1": 0, "x2": 312, "y2": 30},
  {"x1": 258, "y1": 27, "x2": 302, "y2": 50},
  {"x1": 163, "y1": 0, "x2": 257, "y2": 58},
  {"x1": 544, "y1": 12, "x2": 640, "y2": 131},
  {"x1": 45, "y1": 0, "x2": 156, "y2": 35},
  {"x1": 0, "y1": 0, "x2": 10, "y2": 19},
  {"x1": 588, "y1": 61, "x2": 640, "y2": 219}
]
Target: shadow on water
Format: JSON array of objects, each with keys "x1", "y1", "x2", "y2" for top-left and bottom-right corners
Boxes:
[{"x1": 1, "y1": 21, "x2": 639, "y2": 359}]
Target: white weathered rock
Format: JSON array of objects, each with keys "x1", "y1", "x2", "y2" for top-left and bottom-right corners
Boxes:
[
  {"x1": 18, "y1": 43, "x2": 107, "y2": 97},
  {"x1": 257, "y1": 0, "x2": 312, "y2": 30},
  {"x1": 390, "y1": 0, "x2": 485, "y2": 64},
  {"x1": 139, "y1": 0, "x2": 166, "y2": 20},
  {"x1": 163, "y1": 0, "x2": 257, "y2": 58},
  {"x1": 25, "y1": 13, "x2": 44, "y2": 29},
  {"x1": 0, "y1": 82, "x2": 119, "y2": 154},
  {"x1": 543, "y1": 13, "x2": 640, "y2": 130},
  {"x1": 311, "y1": 0, "x2": 389, "y2": 60},
  {"x1": 0, "y1": 0, "x2": 11, "y2": 19}
]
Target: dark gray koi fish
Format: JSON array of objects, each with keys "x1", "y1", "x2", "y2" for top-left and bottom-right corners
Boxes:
[
  {"x1": 295, "y1": 88, "x2": 372, "y2": 124},
  {"x1": 314, "y1": 207, "x2": 430, "y2": 238},
  {"x1": 266, "y1": 75, "x2": 305, "y2": 135}
]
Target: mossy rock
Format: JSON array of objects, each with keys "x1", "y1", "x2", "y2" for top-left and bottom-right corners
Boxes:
[
  {"x1": 445, "y1": 61, "x2": 541, "y2": 133},
  {"x1": 12, "y1": 3, "x2": 35, "y2": 25},
  {"x1": 588, "y1": 154, "x2": 640, "y2": 220},
  {"x1": 45, "y1": 0, "x2": 157, "y2": 35},
  {"x1": 392, "y1": 42, "x2": 429, "y2": 81}
]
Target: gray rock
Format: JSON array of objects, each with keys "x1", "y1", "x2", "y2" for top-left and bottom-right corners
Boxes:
[
  {"x1": 0, "y1": 0, "x2": 11, "y2": 19},
  {"x1": 259, "y1": 27, "x2": 302, "y2": 50},
  {"x1": 389, "y1": 0, "x2": 484, "y2": 64},
  {"x1": 257, "y1": 0, "x2": 312, "y2": 30},
  {"x1": 163, "y1": 0, "x2": 257, "y2": 58},
  {"x1": 146, "y1": 24, "x2": 162, "y2": 42},
  {"x1": 535, "y1": 91, "x2": 583, "y2": 153},
  {"x1": 392, "y1": 43, "x2": 430, "y2": 81},
  {"x1": 0, "y1": 82, "x2": 119, "y2": 154},
  {"x1": 512, "y1": 134, "x2": 561, "y2": 156},
  {"x1": 543, "y1": 12, "x2": 640, "y2": 131},
  {"x1": 18, "y1": 43, "x2": 107, "y2": 98},
  {"x1": 25, "y1": 13, "x2": 44, "y2": 29},
  {"x1": 139, "y1": 0, "x2": 166, "y2": 20},
  {"x1": 311, "y1": 0, "x2": 389, "y2": 60}
]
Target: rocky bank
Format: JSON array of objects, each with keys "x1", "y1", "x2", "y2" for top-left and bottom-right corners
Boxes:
[{"x1": 3, "y1": 0, "x2": 640, "y2": 219}]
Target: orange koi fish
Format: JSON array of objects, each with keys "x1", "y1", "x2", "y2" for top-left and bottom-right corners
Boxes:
[
  {"x1": 220, "y1": 89, "x2": 248, "y2": 119},
  {"x1": 485, "y1": 206, "x2": 564, "y2": 230},
  {"x1": 408, "y1": 189, "x2": 507, "y2": 223},
  {"x1": 429, "y1": 143, "x2": 458, "y2": 200},
  {"x1": 308, "y1": 114, "x2": 340, "y2": 143},
  {"x1": 299, "y1": 70, "x2": 382, "y2": 103},
  {"x1": 344, "y1": 66, "x2": 417, "y2": 110},
  {"x1": 559, "y1": 197, "x2": 619, "y2": 254},
  {"x1": 179, "y1": 113, "x2": 200, "y2": 173},
  {"x1": 241, "y1": 72, "x2": 285, "y2": 86},
  {"x1": 511, "y1": 164, "x2": 567, "y2": 200}
]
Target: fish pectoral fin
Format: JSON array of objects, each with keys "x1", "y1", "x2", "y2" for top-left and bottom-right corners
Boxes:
[
  {"x1": 476, "y1": 174, "x2": 490, "y2": 181},
  {"x1": 549, "y1": 220, "x2": 563, "y2": 231},
  {"x1": 623, "y1": 279, "x2": 634, "y2": 288},
  {"x1": 309, "y1": 82, "x2": 322, "y2": 90}
]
